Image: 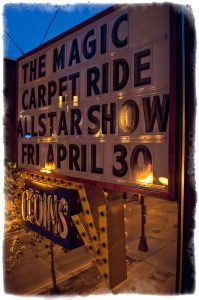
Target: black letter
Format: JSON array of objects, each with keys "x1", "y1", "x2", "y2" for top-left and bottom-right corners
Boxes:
[
  {"x1": 102, "y1": 63, "x2": 109, "y2": 93},
  {"x1": 31, "y1": 116, "x2": 37, "y2": 137},
  {"x1": 59, "y1": 76, "x2": 67, "y2": 96},
  {"x1": 87, "y1": 67, "x2": 100, "y2": 96},
  {"x1": 53, "y1": 44, "x2": 65, "y2": 72},
  {"x1": 47, "y1": 144, "x2": 54, "y2": 163},
  {"x1": 142, "y1": 94, "x2": 169, "y2": 132},
  {"x1": 69, "y1": 144, "x2": 80, "y2": 171},
  {"x1": 58, "y1": 110, "x2": 68, "y2": 135},
  {"x1": 81, "y1": 145, "x2": 87, "y2": 172},
  {"x1": 36, "y1": 144, "x2": 39, "y2": 165},
  {"x1": 100, "y1": 24, "x2": 107, "y2": 54},
  {"x1": 91, "y1": 144, "x2": 103, "y2": 174},
  {"x1": 22, "y1": 63, "x2": 29, "y2": 84},
  {"x1": 83, "y1": 29, "x2": 96, "y2": 59},
  {"x1": 30, "y1": 59, "x2": 37, "y2": 81},
  {"x1": 113, "y1": 145, "x2": 128, "y2": 177},
  {"x1": 57, "y1": 144, "x2": 67, "y2": 168},
  {"x1": 22, "y1": 144, "x2": 27, "y2": 163},
  {"x1": 28, "y1": 144, "x2": 35, "y2": 164},
  {"x1": 24, "y1": 117, "x2": 30, "y2": 136},
  {"x1": 113, "y1": 58, "x2": 129, "y2": 91},
  {"x1": 38, "y1": 84, "x2": 46, "y2": 107},
  {"x1": 68, "y1": 39, "x2": 80, "y2": 67},
  {"x1": 38, "y1": 113, "x2": 46, "y2": 136},
  {"x1": 69, "y1": 72, "x2": 80, "y2": 99},
  {"x1": 18, "y1": 119, "x2": 23, "y2": 137},
  {"x1": 70, "y1": 109, "x2": 82, "y2": 135},
  {"x1": 29, "y1": 88, "x2": 36, "y2": 109},
  {"x1": 48, "y1": 112, "x2": 57, "y2": 135},
  {"x1": 102, "y1": 103, "x2": 116, "y2": 134},
  {"x1": 134, "y1": 49, "x2": 151, "y2": 87},
  {"x1": 48, "y1": 81, "x2": 57, "y2": 105},
  {"x1": 87, "y1": 105, "x2": 100, "y2": 135},
  {"x1": 22, "y1": 90, "x2": 28, "y2": 110},
  {"x1": 112, "y1": 14, "x2": 128, "y2": 48},
  {"x1": 38, "y1": 54, "x2": 46, "y2": 78},
  {"x1": 119, "y1": 100, "x2": 139, "y2": 133},
  {"x1": 130, "y1": 145, "x2": 152, "y2": 181}
]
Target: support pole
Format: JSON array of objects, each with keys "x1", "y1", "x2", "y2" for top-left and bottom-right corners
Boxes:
[{"x1": 138, "y1": 194, "x2": 148, "y2": 252}]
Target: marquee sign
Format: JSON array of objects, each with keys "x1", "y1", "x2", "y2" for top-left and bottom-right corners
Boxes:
[{"x1": 17, "y1": 5, "x2": 176, "y2": 199}]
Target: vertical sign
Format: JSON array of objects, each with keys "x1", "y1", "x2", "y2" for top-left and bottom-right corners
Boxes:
[{"x1": 22, "y1": 179, "x2": 83, "y2": 249}]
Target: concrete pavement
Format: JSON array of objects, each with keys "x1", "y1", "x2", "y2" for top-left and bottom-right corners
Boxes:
[{"x1": 4, "y1": 194, "x2": 178, "y2": 295}]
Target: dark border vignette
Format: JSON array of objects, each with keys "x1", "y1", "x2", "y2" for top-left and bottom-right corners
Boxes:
[{"x1": 181, "y1": 4, "x2": 196, "y2": 294}]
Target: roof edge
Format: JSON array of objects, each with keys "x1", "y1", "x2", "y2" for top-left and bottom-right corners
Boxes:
[{"x1": 17, "y1": 4, "x2": 125, "y2": 61}]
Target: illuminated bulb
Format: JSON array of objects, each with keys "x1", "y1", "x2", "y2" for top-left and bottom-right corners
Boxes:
[
  {"x1": 138, "y1": 173, "x2": 153, "y2": 184},
  {"x1": 40, "y1": 169, "x2": 51, "y2": 174},
  {"x1": 118, "y1": 92, "x2": 124, "y2": 100},
  {"x1": 24, "y1": 133, "x2": 31, "y2": 139},
  {"x1": 40, "y1": 161, "x2": 56, "y2": 173},
  {"x1": 95, "y1": 129, "x2": 103, "y2": 138},
  {"x1": 123, "y1": 204, "x2": 127, "y2": 209},
  {"x1": 58, "y1": 96, "x2": 63, "y2": 108},
  {"x1": 120, "y1": 136, "x2": 129, "y2": 143},
  {"x1": 44, "y1": 162, "x2": 56, "y2": 170},
  {"x1": 73, "y1": 95, "x2": 78, "y2": 106},
  {"x1": 158, "y1": 177, "x2": 168, "y2": 186},
  {"x1": 125, "y1": 108, "x2": 130, "y2": 126},
  {"x1": 51, "y1": 133, "x2": 57, "y2": 140},
  {"x1": 43, "y1": 136, "x2": 57, "y2": 142},
  {"x1": 99, "y1": 139, "x2": 105, "y2": 143},
  {"x1": 104, "y1": 192, "x2": 108, "y2": 199}
]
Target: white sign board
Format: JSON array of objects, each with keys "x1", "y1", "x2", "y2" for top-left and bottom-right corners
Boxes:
[{"x1": 17, "y1": 5, "x2": 174, "y2": 199}]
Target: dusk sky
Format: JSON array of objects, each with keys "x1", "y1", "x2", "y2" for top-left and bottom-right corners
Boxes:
[
  {"x1": 3, "y1": 1, "x2": 199, "y2": 60},
  {"x1": 3, "y1": 3, "x2": 112, "y2": 59}
]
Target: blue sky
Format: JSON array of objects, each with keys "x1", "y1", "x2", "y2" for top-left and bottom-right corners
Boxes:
[{"x1": 3, "y1": 3, "x2": 112, "y2": 59}]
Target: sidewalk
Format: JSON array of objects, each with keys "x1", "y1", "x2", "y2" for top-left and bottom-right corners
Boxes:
[
  {"x1": 39, "y1": 239, "x2": 176, "y2": 295},
  {"x1": 40, "y1": 196, "x2": 178, "y2": 295},
  {"x1": 4, "y1": 195, "x2": 178, "y2": 295}
]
